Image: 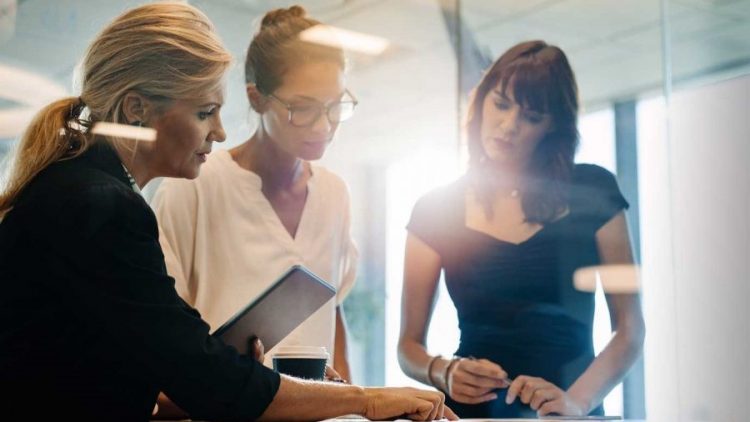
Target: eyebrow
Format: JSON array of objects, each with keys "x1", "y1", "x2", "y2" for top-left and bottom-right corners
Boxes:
[
  {"x1": 289, "y1": 91, "x2": 347, "y2": 102},
  {"x1": 198, "y1": 102, "x2": 222, "y2": 108},
  {"x1": 492, "y1": 89, "x2": 511, "y2": 100}
]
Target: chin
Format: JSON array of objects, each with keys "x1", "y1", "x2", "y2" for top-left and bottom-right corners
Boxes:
[
  {"x1": 185, "y1": 168, "x2": 202, "y2": 179},
  {"x1": 176, "y1": 164, "x2": 202, "y2": 180},
  {"x1": 485, "y1": 151, "x2": 513, "y2": 165},
  {"x1": 299, "y1": 149, "x2": 326, "y2": 161}
]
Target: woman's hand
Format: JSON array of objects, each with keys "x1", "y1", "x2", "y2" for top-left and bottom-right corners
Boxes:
[
  {"x1": 362, "y1": 387, "x2": 458, "y2": 421},
  {"x1": 325, "y1": 365, "x2": 347, "y2": 383},
  {"x1": 505, "y1": 375, "x2": 588, "y2": 416},
  {"x1": 248, "y1": 336, "x2": 265, "y2": 363},
  {"x1": 446, "y1": 358, "x2": 509, "y2": 404}
]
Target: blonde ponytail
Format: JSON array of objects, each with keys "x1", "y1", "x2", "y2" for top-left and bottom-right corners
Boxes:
[
  {"x1": 0, "y1": 97, "x2": 90, "y2": 217},
  {"x1": 0, "y1": 1, "x2": 231, "y2": 217}
]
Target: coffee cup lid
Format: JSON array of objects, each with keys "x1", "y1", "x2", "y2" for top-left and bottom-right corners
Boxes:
[{"x1": 272, "y1": 346, "x2": 329, "y2": 359}]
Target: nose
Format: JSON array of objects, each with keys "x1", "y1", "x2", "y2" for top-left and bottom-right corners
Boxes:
[
  {"x1": 500, "y1": 108, "x2": 520, "y2": 135},
  {"x1": 211, "y1": 115, "x2": 227, "y2": 143},
  {"x1": 310, "y1": 110, "x2": 332, "y2": 135}
]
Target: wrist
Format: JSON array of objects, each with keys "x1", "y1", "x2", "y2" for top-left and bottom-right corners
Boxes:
[
  {"x1": 566, "y1": 389, "x2": 592, "y2": 415},
  {"x1": 346, "y1": 384, "x2": 369, "y2": 416},
  {"x1": 425, "y1": 355, "x2": 443, "y2": 387},
  {"x1": 440, "y1": 357, "x2": 461, "y2": 394}
]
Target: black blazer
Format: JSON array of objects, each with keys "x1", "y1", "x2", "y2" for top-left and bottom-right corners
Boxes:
[{"x1": 0, "y1": 142, "x2": 280, "y2": 421}]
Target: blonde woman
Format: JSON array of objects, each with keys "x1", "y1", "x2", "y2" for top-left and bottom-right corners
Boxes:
[{"x1": 0, "y1": 3, "x2": 454, "y2": 421}]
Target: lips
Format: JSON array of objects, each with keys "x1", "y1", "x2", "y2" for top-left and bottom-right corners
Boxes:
[
  {"x1": 196, "y1": 150, "x2": 211, "y2": 163},
  {"x1": 302, "y1": 140, "x2": 329, "y2": 151},
  {"x1": 492, "y1": 137, "x2": 515, "y2": 148}
]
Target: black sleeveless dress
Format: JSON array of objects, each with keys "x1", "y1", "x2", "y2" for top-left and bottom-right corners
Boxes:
[{"x1": 407, "y1": 164, "x2": 628, "y2": 418}]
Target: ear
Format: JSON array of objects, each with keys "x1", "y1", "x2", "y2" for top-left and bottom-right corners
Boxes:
[
  {"x1": 246, "y1": 83, "x2": 268, "y2": 113},
  {"x1": 122, "y1": 91, "x2": 154, "y2": 125}
]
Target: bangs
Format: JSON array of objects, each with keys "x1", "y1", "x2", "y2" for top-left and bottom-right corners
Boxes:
[{"x1": 498, "y1": 58, "x2": 557, "y2": 113}]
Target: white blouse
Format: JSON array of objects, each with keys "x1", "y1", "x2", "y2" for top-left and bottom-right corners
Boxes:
[{"x1": 151, "y1": 149, "x2": 358, "y2": 366}]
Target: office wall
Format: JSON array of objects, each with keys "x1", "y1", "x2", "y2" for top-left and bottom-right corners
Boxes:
[{"x1": 641, "y1": 74, "x2": 750, "y2": 422}]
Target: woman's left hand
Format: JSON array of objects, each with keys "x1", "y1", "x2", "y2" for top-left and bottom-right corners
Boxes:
[
  {"x1": 325, "y1": 365, "x2": 347, "y2": 383},
  {"x1": 505, "y1": 375, "x2": 587, "y2": 416}
]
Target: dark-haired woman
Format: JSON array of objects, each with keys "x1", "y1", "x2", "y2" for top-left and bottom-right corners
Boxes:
[{"x1": 397, "y1": 40, "x2": 645, "y2": 418}]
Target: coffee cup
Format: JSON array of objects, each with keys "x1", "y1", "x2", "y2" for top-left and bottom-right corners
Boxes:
[{"x1": 271, "y1": 346, "x2": 328, "y2": 380}]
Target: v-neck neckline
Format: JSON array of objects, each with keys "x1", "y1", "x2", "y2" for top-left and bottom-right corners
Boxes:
[
  {"x1": 222, "y1": 149, "x2": 315, "y2": 244},
  {"x1": 461, "y1": 188, "x2": 571, "y2": 247},
  {"x1": 259, "y1": 166, "x2": 315, "y2": 244}
]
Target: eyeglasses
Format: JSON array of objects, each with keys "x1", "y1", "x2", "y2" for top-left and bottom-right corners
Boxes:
[{"x1": 267, "y1": 89, "x2": 358, "y2": 128}]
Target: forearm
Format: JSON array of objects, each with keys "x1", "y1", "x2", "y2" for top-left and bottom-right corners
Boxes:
[
  {"x1": 258, "y1": 375, "x2": 366, "y2": 422},
  {"x1": 333, "y1": 355, "x2": 352, "y2": 383},
  {"x1": 567, "y1": 325, "x2": 645, "y2": 413},
  {"x1": 398, "y1": 338, "x2": 450, "y2": 388},
  {"x1": 334, "y1": 307, "x2": 352, "y2": 382}
]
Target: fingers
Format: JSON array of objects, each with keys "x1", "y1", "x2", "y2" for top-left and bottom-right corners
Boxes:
[
  {"x1": 421, "y1": 390, "x2": 444, "y2": 421},
  {"x1": 520, "y1": 378, "x2": 542, "y2": 404},
  {"x1": 412, "y1": 396, "x2": 435, "y2": 421},
  {"x1": 529, "y1": 388, "x2": 558, "y2": 410},
  {"x1": 460, "y1": 358, "x2": 508, "y2": 380},
  {"x1": 447, "y1": 358, "x2": 507, "y2": 404},
  {"x1": 252, "y1": 337, "x2": 265, "y2": 362},
  {"x1": 538, "y1": 399, "x2": 563, "y2": 416},
  {"x1": 409, "y1": 391, "x2": 459, "y2": 421},
  {"x1": 450, "y1": 382, "x2": 496, "y2": 399},
  {"x1": 451, "y1": 390, "x2": 498, "y2": 404},
  {"x1": 506, "y1": 375, "x2": 565, "y2": 416},
  {"x1": 405, "y1": 402, "x2": 433, "y2": 421},
  {"x1": 325, "y1": 365, "x2": 342, "y2": 381},
  {"x1": 506, "y1": 375, "x2": 535, "y2": 404},
  {"x1": 452, "y1": 367, "x2": 508, "y2": 389},
  {"x1": 443, "y1": 404, "x2": 459, "y2": 420}
]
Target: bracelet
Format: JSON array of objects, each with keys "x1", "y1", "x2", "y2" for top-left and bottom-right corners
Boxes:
[
  {"x1": 425, "y1": 355, "x2": 441, "y2": 387},
  {"x1": 442, "y1": 356, "x2": 461, "y2": 396}
]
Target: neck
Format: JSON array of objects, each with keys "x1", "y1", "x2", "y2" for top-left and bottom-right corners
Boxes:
[
  {"x1": 481, "y1": 163, "x2": 525, "y2": 197},
  {"x1": 110, "y1": 139, "x2": 153, "y2": 189},
  {"x1": 238, "y1": 129, "x2": 306, "y2": 190}
]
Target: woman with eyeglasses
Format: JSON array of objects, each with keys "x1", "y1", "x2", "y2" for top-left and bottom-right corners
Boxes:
[
  {"x1": 152, "y1": 5, "x2": 359, "y2": 384},
  {"x1": 0, "y1": 3, "x2": 456, "y2": 421}
]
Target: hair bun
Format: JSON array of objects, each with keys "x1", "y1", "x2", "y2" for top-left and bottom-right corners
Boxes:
[{"x1": 261, "y1": 5, "x2": 307, "y2": 28}]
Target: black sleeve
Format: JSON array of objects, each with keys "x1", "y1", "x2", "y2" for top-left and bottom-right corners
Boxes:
[
  {"x1": 45, "y1": 183, "x2": 280, "y2": 421},
  {"x1": 406, "y1": 185, "x2": 456, "y2": 256},
  {"x1": 573, "y1": 164, "x2": 630, "y2": 230}
]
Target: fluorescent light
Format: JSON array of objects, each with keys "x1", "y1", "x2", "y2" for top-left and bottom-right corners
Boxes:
[
  {"x1": 0, "y1": 63, "x2": 68, "y2": 139},
  {"x1": 0, "y1": 64, "x2": 67, "y2": 107},
  {"x1": 91, "y1": 122, "x2": 157, "y2": 142},
  {"x1": 299, "y1": 24, "x2": 390, "y2": 56},
  {"x1": 0, "y1": 106, "x2": 35, "y2": 139},
  {"x1": 573, "y1": 264, "x2": 641, "y2": 293}
]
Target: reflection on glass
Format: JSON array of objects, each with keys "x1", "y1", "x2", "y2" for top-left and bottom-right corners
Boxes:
[{"x1": 574, "y1": 264, "x2": 641, "y2": 294}]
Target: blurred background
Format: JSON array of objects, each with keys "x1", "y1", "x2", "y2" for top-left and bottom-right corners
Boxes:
[{"x1": 1, "y1": 1, "x2": 748, "y2": 420}]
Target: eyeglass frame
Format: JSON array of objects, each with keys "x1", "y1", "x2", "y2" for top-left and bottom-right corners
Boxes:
[{"x1": 266, "y1": 88, "x2": 358, "y2": 128}]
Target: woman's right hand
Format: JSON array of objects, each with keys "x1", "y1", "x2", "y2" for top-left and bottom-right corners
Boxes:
[
  {"x1": 445, "y1": 357, "x2": 510, "y2": 404},
  {"x1": 362, "y1": 387, "x2": 458, "y2": 421},
  {"x1": 248, "y1": 336, "x2": 265, "y2": 363}
]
